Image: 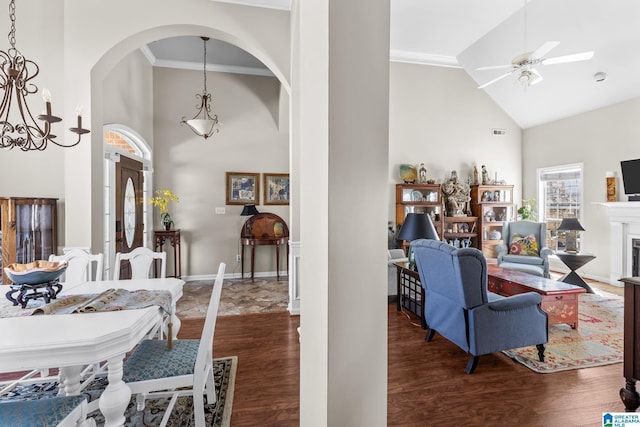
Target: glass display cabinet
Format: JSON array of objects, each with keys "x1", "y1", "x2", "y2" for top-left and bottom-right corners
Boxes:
[
  {"x1": 395, "y1": 184, "x2": 443, "y2": 250},
  {"x1": 0, "y1": 197, "x2": 58, "y2": 284}
]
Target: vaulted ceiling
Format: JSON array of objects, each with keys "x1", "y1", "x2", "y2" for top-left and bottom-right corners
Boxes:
[{"x1": 146, "y1": 0, "x2": 640, "y2": 129}]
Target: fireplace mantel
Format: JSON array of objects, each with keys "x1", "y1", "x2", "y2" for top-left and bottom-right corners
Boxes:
[{"x1": 597, "y1": 201, "x2": 640, "y2": 284}]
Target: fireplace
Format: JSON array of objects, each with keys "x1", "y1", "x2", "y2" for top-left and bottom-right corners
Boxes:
[
  {"x1": 599, "y1": 202, "x2": 640, "y2": 284},
  {"x1": 634, "y1": 239, "x2": 640, "y2": 276}
]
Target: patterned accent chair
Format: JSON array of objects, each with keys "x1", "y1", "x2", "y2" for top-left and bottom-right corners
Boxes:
[
  {"x1": 113, "y1": 247, "x2": 166, "y2": 280},
  {"x1": 0, "y1": 395, "x2": 95, "y2": 427},
  {"x1": 122, "y1": 262, "x2": 226, "y2": 427},
  {"x1": 49, "y1": 248, "x2": 104, "y2": 285},
  {"x1": 495, "y1": 220, "x2": 552, "y2": 278},
  {"x1": 412, "y1": 239, "x2": 548, "y2": 374}
]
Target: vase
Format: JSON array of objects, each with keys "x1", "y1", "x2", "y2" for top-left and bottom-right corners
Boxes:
[
  {"x1": 164, "y1": 222, "x2": 172, "y2": 231},
  {"x1": 274, "y1": 221, "x2": 284, "y2": 238}
]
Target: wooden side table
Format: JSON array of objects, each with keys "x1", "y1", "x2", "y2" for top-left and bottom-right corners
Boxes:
[
  {"x1": 395, "y1": 262, "x2": 427, "y2": 329},
  {"x1": 154, "y1": 229, "x2": 181, "y2": 278},
  {"x1": 240, "y1": 213, "x2": 289, "y2": 281}
]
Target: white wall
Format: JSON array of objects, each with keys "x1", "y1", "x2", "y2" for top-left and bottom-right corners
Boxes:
[
  {"x1": 153, "y1": 67, "x2": 288, "y2": 276},
  {"x1": 0, "y1": 0, "x2": 67, "y2": 247},
  {"x1": 389, "y1": 62, "x2": 523, "y2": 226},
  {"x1": 61, "y1": 0, "x2": 291, "y2": 251},
  {"x1": 102, "y1": 50, "x2": 154, "y2": 145},
  {"x1": 523, "y1": 97, "x2": 640, "y2": 282}
]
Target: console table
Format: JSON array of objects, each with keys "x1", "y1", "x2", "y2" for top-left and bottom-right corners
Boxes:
[
  {"x1": 240, "y1": 213, "x2": 289, "y2": 281},
  {"x1": 154, "y1": 229, "x2": 181, "y2": 278}
]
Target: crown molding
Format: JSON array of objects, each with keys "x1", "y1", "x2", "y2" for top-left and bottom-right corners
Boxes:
[
  {"x1": 390, "y1": 50, "x2": 461, "y2": 69},
  {"x1": 154, "y1": 59, "x2": 274, "y2": 77},
  {"x1": 210, "y1": 0, "x2": 291, "y2": 11},
  {"x1": 139, "y1": 45, "x2": 273, "y2": 77}
]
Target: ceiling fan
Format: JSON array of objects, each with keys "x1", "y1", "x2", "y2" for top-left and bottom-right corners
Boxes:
[
  {"x1": 476, "y1": 0, "x2": 594, "y2": 89},
  {"x1": 476, "y1": 41, "x2": 594, "y2": 89}
]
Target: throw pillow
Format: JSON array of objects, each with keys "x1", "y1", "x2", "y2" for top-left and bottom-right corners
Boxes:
[{"x1": 509, "y1": 233, "x2": 539, "y2": 256}]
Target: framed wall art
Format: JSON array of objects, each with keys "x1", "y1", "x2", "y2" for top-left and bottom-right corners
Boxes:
[
  {"x1": 263, "y1": 173, "x2": 290, "y2": 205},
  {"x1": 226, "y1": 172, "x2": 260, "y2": 205}
]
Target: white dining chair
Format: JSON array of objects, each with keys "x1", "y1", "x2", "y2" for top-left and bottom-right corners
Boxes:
[
  {"x1": 49, "y1": 248, "x2": 104, "y2": 286},
  {"x1": 122, "y1": 262, "x2": 226, "y2": 427},
  {"x1": 0, "y1": 395, "x2": 95, "y2": 427},
  {"x1": 113, "y1": 247, "x2": 166, "y2": 280}
]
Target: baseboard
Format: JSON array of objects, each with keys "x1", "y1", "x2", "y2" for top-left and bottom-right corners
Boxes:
[{"x1": 388, "y1": 295, "x2": 398, "y2": 304}]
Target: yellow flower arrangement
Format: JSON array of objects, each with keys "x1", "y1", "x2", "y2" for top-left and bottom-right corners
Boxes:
[{"x1": 148, "y1": 189, "x2": 179, "y2": 225}]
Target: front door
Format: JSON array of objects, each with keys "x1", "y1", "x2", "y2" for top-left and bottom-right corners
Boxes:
[{"x1": 115, "y1": 156, "x2": 144, "y2": 279}]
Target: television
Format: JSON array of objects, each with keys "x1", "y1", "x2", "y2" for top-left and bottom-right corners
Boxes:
[{"x1": 620, "y1": 159, "x2": 640, "y2": 201}]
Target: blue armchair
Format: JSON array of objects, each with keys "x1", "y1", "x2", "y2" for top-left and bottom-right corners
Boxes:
[
  {"x1": 495, "y1": 220, "x2": 552, "y2": 278},
  {"x1": 412, "y1": 239, "x2": 548, "y2": 374}
]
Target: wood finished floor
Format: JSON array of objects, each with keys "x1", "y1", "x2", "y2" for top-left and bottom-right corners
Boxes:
[
  {"x1": 0, "y1": 274, "x2": 625, "y2": 426},
  {"x1": 193, "y1": 293, "x2": 623, "y2": 426}
]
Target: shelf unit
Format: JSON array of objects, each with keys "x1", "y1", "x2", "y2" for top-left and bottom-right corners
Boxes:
[
  {"x1": 470, "y1": 185, "x2": 515, "y2": 258},
  {"x1": 442, "y1": 216, "x2": 479, "y2": 249},
  {"x1": 395, "y1": 184, "x2": 442, "y2": 251}
]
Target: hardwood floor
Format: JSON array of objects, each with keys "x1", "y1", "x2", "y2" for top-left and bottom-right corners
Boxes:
[
  {"x1": 187, "y1": 302, "x2": 625, "y2": 426},
  {"x1": 180, "y1": 313, "x2": 301, "y2": 426},
  {"x1": 0, "y1": 275, "x2": 624, "y2": 426}
]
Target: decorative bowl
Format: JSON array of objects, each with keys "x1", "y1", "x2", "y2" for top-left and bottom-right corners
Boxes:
[
  {"x1": 4, "y1": 260, "x2": 68, "y2": 285},
  {"x1": 399, "y1": 164, "x2": 418, "y2": 183}
]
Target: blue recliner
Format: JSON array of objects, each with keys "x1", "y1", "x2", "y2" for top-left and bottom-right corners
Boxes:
[{"x1": 412, "y1": 239, "x2": 548, "y2": 374}]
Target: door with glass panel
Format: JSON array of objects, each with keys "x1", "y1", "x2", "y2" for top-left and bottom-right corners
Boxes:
[{"x1": 115, "y1": 156, "x2": 144, "y2": 279}]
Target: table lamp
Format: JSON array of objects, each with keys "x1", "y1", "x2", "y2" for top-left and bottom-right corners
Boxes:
[
  {"x1": 558, "y1": 218, "x2": 585, "y2": 253},
  {"x1": 397, "y1": 213, "x2": 440, "y2": 266},
  {"x1": 240, "y1": 204, "x2": 259, "y2": 216},
  {"x1": 240, "y1": 204, "x2": 259, "y2": 236}
]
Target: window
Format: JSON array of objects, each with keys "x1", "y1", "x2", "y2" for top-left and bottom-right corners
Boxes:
[{"x1": 537, "y1": 163, "x2": 583, "y2": 251}]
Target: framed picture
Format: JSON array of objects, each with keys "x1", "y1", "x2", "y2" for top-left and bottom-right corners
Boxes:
[
  {"x1": 226, "y1": 172, "x2": 260, "y2": 205},
  {"x1": 263, "y1": 173, "x2": 290, "y2": 205}
]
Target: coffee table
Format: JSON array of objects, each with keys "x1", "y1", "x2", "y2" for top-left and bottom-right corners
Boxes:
[{"x1": 488, "y1": 264, "x2": 586, "y2": 329}]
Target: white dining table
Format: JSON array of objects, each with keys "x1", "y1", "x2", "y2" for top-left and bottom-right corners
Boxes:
[{"x1": 0, "y1": 277, "x2": 184, "y2": 427}]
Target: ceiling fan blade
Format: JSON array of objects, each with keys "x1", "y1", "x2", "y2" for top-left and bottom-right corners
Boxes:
[
  {"x1": 542, "y1": 51, "x2": 594, "y2": 65},
  {"x1": 476, "y1": 64, "x2": 513, "y2": 71},
  {"x1": 529, "y1": 41, "x2": 560, "y2": 61},
  {"x1": 478, "y1": 71, "x2": 513, "y2": 89}
]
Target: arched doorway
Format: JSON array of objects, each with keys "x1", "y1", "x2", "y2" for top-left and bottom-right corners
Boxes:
[{"x1": 103, "y1": 124, "x2": 152, "y2": 280}]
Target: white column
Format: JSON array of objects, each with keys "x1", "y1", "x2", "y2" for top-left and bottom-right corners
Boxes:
[{"x1": 296, "y1": 0, "x2": 390, "y2": 425}]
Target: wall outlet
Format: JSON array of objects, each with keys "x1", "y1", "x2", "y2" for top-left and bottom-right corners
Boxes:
[{"x1": 236, "y1": 254, "x2": 241, "y2": 262}]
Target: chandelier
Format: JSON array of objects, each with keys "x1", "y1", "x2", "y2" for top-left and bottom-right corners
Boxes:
[
  {"x1": 181, "y1": 37, "x2": 220, "y2": 139},
  {"x1": 0, "y1": 0, "x2": 89, "y2": 151}
]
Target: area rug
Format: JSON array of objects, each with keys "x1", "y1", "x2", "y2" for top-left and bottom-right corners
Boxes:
[
  {"x1": 179, "y1": 277, "x2": 288, "y2": 318},
  {"x1": 503, "y1": 292, "x2": 623, "y2": 373},
  {"x1": 0, "y1": 356, "x2": 237, "y2": 427}
]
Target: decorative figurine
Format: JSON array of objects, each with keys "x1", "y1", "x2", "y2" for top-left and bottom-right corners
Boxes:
[
  {"x1": 481, "y1": 165, "x2": 490, "y2": 185},
  {"x1": 419, "y1": 163, "x2": 428, "y2": 184},
  {"x1": 473, "y1": 166, "x2": 479, "y2": 185}
]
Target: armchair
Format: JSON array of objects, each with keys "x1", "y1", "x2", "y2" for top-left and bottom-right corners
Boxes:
[
  {"x1": 495, "y1": 220, "x2": 553, "y2": 278},
  {"x1": 412, "y1": 239, "x2": 547, "y2": 374}
]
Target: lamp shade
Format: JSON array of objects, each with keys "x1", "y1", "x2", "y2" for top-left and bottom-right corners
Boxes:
[
  {"x1": 557, "y1": 218, "x2": 585, "y2": 231},
  {"x1": 397, "y1": 213, "x2": 440, "y2": 242},
  {"x1": 240, "y1": 204, "x2": 259, "y2": 216}
]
